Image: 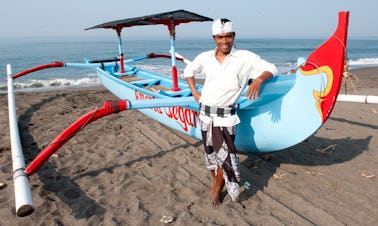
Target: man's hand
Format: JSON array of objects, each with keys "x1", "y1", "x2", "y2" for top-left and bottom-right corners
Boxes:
[
  {"x1": 192, "y1": 92, "x2": 201, "y2": 102},
  {"x1": 186, "y1": 76, "x2": 201, "y2": 102},
  {"x1": 246, "y1": 71, "x2": 273, "y2": 100},
  {"x1": 246, "y1": 78, "x2": 263, "y2": 99}
]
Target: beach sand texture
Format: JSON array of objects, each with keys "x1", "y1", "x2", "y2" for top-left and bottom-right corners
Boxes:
[{"x1": 0, "y1": 68, "x2": 377, "y2": 225}]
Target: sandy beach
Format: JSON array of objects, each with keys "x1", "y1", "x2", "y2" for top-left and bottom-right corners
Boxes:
[{"x1": 0, "y1": 67, "x2": 377, "y2": 225}]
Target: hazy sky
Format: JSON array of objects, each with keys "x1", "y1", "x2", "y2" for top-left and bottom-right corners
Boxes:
[{"x1": 2, "y1": 0, "x2": 378, "y2": 39}]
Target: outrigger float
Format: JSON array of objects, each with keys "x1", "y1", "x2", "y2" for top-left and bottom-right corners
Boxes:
[{"x1": 6, "y1": 9, "x2": 376, "y2": 216}]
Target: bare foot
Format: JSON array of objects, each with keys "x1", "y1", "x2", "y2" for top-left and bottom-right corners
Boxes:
[
  {"x1": 212, "y1": 193, "x2": 222, "y2": 206},
  {"x1": 210, "y1": 170, "x2": 216, "y2": 193}
]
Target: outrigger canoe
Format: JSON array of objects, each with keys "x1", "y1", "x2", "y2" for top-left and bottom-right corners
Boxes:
[
  {"x1": 7, "y1": 10, "x2": 351, "y2": 216},
  {"x1": 87, "y1": 9, "x2": 350, "y2": 153}
]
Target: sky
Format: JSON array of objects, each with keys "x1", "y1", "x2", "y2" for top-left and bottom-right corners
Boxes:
[{"x1": 1, "y1": 0, "x2": 378, "y2": 40}]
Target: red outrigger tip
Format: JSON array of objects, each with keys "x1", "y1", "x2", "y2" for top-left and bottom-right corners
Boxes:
[
  {"x1": 12, "y1": 62, "x2": 65, "y2": 79},
  {"x1": 24, "y1": 100, "x2": 128, "y2": 175}
]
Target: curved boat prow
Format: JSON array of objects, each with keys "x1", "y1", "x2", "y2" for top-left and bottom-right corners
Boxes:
[
  {"x1": 235, "y1": 11, "x2": 350, "y2": 152},
  {"x1": 300, "y1": 11, "x2": 349, "y2": 122}
]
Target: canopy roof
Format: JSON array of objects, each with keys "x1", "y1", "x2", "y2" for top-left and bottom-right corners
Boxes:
[{"x1": 85, "y1": 9, "x2": 213, "y2": 31}]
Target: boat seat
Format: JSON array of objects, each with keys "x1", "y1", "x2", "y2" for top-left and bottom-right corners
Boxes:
[
  {"x1": 130, "y1": 79, "x2": 160, "y2": 88},
  {"x1": 113, "y1": 67, "x2": 139, "y2": 77},
  {"x1": 159, "y1": 89, "x2": 192, "y2": 97}
]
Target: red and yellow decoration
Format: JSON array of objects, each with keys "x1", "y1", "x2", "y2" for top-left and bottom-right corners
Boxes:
[{"x1": 300, "y1": 11, "x2": 349, "y2": 122}]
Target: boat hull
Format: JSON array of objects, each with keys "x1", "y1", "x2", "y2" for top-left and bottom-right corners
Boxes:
[
  {"x1": 97, "y1": 11, "x2": 349, "y2": 153},
  {"x1": 97, "y1": 66, "x2": 322, "y2": 153}
]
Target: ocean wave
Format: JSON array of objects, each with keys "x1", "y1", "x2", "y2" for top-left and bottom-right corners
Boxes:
[
  {"x1": 1, "y1": 58, "x2": 375, "y2": 94},
  {"x1": 138, "y1": 65, "x2": 172, "y2": 74},
  {"x1": 0, "y1": 77, "x2": 100, "y2": 93},
  {"x1": 348, "y1": 57, "x2": 378, "y2": 66}
]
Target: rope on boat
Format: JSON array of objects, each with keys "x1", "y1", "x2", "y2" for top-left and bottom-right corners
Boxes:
[
  {"x1": 331, "y1": 33, "x2": 360, "y2": 95},
  {"x1": 342, "y1": 63, "x2": 359, "y2": 94}
]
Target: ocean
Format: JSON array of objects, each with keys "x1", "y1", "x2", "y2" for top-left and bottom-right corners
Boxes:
[{"x1": 1, "y1": 37, "x2": 378, "y2": 93}]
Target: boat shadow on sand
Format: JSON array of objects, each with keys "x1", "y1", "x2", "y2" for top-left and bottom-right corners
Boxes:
[
  {"x1": 19, "y1": 95, "x2": 374, "y2": 219},
  {"x1": 237, "y1": 118, "x2": 375, "y2": 203}
]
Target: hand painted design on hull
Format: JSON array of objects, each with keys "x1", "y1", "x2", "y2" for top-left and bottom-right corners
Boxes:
[
  {"x1": 300, "y1": 11, "x2": 349, "y2": 123},
  {"x1": 300, "y1": 65, "x2": 334, "y2": 122}
]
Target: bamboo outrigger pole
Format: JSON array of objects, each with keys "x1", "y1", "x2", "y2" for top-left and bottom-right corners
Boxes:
[
  {"x1": 7, "y1": 64, "x2": 34, "y2": 217},
  {"x1": 337, "y1": 94, "x2": 378, "y2": 104}
]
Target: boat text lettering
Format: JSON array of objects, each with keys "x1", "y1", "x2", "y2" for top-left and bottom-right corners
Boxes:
[
  {"x1": 164, "y1": 106, "x2": 198, "y2": 132},
  {"x1": 134, "y1": 91, "x2": 198, "y2": 131}
]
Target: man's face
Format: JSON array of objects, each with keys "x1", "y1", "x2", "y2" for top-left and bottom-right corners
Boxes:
[{"x1": 213, "y1": 32, "x2": 235, "y2": 55}]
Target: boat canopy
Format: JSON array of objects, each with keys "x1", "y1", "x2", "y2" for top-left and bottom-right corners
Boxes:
[
  {"x1": 85, "y1": 9, "x2": 213, "y2": 31},
  {"x1": 85, "y1": 9, "x2": 212, "y2": 91}
]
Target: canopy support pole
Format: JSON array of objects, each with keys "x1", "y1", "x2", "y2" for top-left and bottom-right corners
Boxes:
[
  {"x1": 7, "y1": 64, "x2": 34, "y2": 217},
  {"x1": 116, "y1": 28, "x2": 125, "y2": 73},
  {"x1": 168, "y1": 20, "x2": 180, "y2": 91}
]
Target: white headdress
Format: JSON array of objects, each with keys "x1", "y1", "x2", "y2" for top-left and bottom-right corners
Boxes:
[{"x1": 212, "y1": 18, "x2": 234, "y2": 36}]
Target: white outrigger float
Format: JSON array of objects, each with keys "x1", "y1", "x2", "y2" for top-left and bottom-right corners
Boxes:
[{"x1": 6, "y1": 10, "x2": 377, "y2": 216}]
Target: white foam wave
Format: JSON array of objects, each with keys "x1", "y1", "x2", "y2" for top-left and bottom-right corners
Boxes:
[
  {"x1": 5, "y1": 77, "x2": 100, "y2": 92},
  {"x1": 276, "y1": 62, "x2": 297, "y2": 74},
  {"x1": 348, "y1": 58, "x2": 378, "y2": 66},
  {"x1": 2, "y1": 57, "x2": 375, "y2": 94},
  {"x1": 136, "y1": 64, "x2": 172, "y2": 75}
]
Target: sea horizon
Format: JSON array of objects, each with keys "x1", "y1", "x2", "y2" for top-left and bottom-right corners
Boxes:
[{"x1": 1, "y1": 36, "x2": 378, "y2": 93}]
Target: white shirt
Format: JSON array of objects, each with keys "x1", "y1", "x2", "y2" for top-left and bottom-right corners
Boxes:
[{"x1": 184, "y1": 47, "x2": 277, "y2": 126}]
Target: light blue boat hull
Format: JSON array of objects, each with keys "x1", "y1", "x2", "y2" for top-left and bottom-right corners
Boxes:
[
  {"x1": 97, "y1": 11, "x2": 349, "y2": 153},
  {"x1": 97, "y1": 65, "x2": 321, "y2": 153}
]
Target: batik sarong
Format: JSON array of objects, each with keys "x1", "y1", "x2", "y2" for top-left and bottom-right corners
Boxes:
[{"x1": 201, "y1": 120, "x2": 240, "y2": 201}]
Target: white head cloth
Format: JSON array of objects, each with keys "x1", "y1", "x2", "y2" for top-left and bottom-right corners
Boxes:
[{"x1": 212, "y1": 19, "x2": 234, "y2": 36}]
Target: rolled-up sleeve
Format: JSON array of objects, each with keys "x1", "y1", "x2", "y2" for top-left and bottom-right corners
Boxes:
[
  {"x1": 250, "y1": 55, "x2": 278, "y2": 79},
  {"x1": 184, "y1": 62, "x2": 197, "y2": 78},
  {"x1": 184, "y1": 53, "x2": 205, "y2": 78}
]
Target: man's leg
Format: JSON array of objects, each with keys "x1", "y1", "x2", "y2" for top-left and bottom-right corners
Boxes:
[
  {"x1": 201, "y1": 128, "x2": 225, "y2": 205},
  {"x1": 211, "y1": 168, "x2": 224, "y2": 206}
]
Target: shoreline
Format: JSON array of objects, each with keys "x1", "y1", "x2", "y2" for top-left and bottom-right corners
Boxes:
[
  {"x1": 1, "y1": 65, "x2": 378, "y2": 95},
  {"x1": 0, "y1": 67, "x2": 376, "y2": 224},
  {"x1": 341, "y1": 66, "x2": 378, "y2": 95}
]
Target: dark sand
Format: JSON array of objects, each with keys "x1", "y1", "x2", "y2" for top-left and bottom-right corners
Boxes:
[{"x1": 0, "y1": 67, "x2": 377, "y2": 225}]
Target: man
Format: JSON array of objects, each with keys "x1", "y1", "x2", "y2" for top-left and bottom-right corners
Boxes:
[{"x1": 184, "y1": 18, "x2": 277, "y2": 205}]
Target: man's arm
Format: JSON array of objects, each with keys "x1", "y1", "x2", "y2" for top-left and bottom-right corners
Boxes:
[
  {"x1": 246, "y1": 71, "x2": 273, "y2": 100},
  {"x1": 186, "y1": 77, "x2": 201, "y2": 102}
]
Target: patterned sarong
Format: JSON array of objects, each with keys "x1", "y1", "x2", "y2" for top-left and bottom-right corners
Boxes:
[{"x1": 201, "y1": 119, "x2": 241, "y2": 201}]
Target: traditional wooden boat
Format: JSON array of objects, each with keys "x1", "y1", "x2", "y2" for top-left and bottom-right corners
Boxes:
[
  {"x1": 7, "y1": 10, "x2": 352, "y2": 216},
  {"x1": 83, "y1": 9, "x2": 350, "y2": 153}
]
